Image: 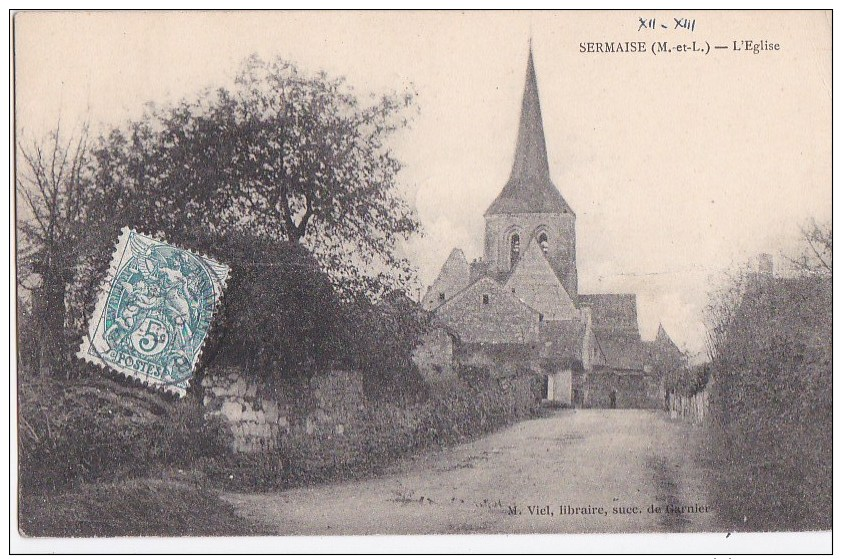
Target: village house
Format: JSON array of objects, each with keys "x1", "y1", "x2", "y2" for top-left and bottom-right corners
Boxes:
[{"x1": 419, "y1": 46, "x2": 681, "y2": 408}]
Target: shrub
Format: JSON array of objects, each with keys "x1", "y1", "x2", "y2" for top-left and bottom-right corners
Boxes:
[
  {"x1": 263, "y1": 376, "x2": 541, "y2": 489},
  {"x1": 178, "y1": 230, "x2": 431, "y2": 393},
  {"x1": 339, "y1": 292, "x2": 432, "y2": 396},
  {"x1": 18, "y1": 375, "x2": 229, "y2": 496},
  {"x1": 192, "y1": 232, "x2": 348, "y2": 382}
]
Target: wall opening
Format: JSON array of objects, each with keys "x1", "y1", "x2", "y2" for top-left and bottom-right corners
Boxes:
[
  {"x1": 538, "y1": 232, "x2": 549, "y2": 254},
  {"x1": 510, "y1": 233, "x2": 521, "y2": 268}
]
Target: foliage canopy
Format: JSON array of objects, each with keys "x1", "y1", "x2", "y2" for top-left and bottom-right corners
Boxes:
[{"x1": 91, "y1": 54, "x2": 421, "y2": 299}]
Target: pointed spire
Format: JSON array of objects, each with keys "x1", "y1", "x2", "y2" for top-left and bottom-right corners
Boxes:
[
  {"x1": 486, "y1": 44, "x2": 573, "y2": 216},
  {"x1": 510, "y1": 43, "x2": 550, "y2": 183}
]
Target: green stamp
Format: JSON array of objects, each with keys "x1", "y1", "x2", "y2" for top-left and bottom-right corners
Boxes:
[{"x1": 78, "y1": 228, "x2": 229, "y2": 396}]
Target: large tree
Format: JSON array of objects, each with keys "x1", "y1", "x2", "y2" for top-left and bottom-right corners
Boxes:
[
  {"x1": 17, "y1": 55, "x2": 424, "y2": 378},
  {"x1": 92, "y1": 54, "x2": 421, "y2": 299}
]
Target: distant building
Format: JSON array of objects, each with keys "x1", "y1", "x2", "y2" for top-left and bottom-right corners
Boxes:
[{"x1": 422, "y1": 45, "x2": 680, "y2": 408}]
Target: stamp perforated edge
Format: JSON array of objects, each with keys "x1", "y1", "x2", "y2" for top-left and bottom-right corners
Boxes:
[{"x1": 77, "y1": 226, "x2": 230, "y2": 397}]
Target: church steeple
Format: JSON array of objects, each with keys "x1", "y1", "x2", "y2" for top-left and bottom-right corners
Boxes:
[
  {"x1": 510, "y1": 44, "x2": 550, "y2": 185},
  {"x1": 485, "y1": 44, "x2": 573, "y2": 216}
]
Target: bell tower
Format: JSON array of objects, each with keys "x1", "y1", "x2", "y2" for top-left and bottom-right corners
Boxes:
[{"x1": 483, "y1": 44, "x2": 578, "y2": 298}]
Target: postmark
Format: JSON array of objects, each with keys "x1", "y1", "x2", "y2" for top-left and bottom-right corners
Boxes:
[{"x1": 78, "y1": 227, "x2": 230, "y2": 396}]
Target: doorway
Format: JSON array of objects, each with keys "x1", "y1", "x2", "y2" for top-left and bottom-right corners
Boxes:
[{"x1": 543, "y1": 375, "x2": 555, "y2": 400}]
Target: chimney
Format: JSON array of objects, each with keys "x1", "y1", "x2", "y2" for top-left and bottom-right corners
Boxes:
[{"x1": 757, "y1": 253, "x2": 774, "y2": 276}]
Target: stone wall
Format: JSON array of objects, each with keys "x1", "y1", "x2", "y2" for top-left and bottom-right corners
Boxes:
[
  {"x1": 202, "y1": 368, "x2": 289, "y2": 453},
  {"x1": 202, "y1": 361, "x2": 543, "y2": 471},
  {"x1": 202, "y1": 368, "x2": 366, "y2": 454}
]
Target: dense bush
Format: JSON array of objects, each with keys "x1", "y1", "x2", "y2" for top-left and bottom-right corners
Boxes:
[
  {"x1": 192, "y1": 232, "x2": 349, "y2": 381},
  {"x1": 707, "y1": 275, "x2": 831, "y2": 531},
  {"x1": 172, "y1": 229, "x2": 431, "y2": 393},
  {"x1": 340, "y1": 292, "x2": 432, "y2": 398}
]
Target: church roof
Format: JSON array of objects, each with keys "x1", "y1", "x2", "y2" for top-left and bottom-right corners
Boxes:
[
  {"x1": 655, "y1": 324, "x2": 678, "y2": 349},
  {"x1": 595, "y1": 332, "x2": 651, "y2": 371},
  {"x1": 421, "y1": 248, "x2": 471, "y2": 311},
  {"x1": 578, "y1": 293, "x2": 640, "y2": 336},
  {"x1": 485, "y1": 46, "x2": 574, "y2": 217},
  {"x1": 648, "y1": 324, "x2": 685, "y2": 366}
]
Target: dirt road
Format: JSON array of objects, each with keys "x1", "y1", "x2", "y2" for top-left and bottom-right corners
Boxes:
[{"x1": 224, "y1": 409, "x2": 722, "y2": 535}]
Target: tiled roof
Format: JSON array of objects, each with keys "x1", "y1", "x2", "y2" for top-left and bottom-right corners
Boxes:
[
  {"x1": 505, "y1": 238, "x2": 578, "y2": 320},
  {"x1": 579, "y1": 293, "x2": 640, "y2": 335}
]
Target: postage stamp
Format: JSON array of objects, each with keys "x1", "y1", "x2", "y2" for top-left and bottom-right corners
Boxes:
[{"x1": 77, "y1": 227, "x2": 230, "y2": 396}]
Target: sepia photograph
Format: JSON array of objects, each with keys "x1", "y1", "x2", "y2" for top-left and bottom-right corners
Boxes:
[{"x1": 12, "y1": 9, "x2": 832, "y2": 552}]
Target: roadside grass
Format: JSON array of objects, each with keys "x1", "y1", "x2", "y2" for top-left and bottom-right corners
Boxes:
[{"x1": 19, "y1": 478, "x2": 270, "y2": 537}]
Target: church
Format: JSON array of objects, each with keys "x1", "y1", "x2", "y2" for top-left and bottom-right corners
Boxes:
[{"x1": 420, "y1": 46, "x2": 681, "y2": 408}]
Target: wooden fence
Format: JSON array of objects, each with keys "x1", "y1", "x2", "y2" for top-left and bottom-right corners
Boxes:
[{"x1": 668, "y1": 389, "x2": 709, "y2": 423}]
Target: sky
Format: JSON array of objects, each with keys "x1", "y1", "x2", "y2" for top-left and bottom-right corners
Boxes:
[{"x1": 14, "y1": 11, "x2": 832, "y2": 357}]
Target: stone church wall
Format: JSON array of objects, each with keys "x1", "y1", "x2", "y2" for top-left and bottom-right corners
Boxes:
[
  {"x1": 484, "y1": 211, "x2": 577, "y2": 296},
  {"x1": 577, "y1": 369, "x2": 663, "y2": 409}
]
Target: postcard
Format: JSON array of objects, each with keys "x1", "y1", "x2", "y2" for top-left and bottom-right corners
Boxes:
[{"x1": 12, "y1": 9, "x2": 832, "y2": 554}]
